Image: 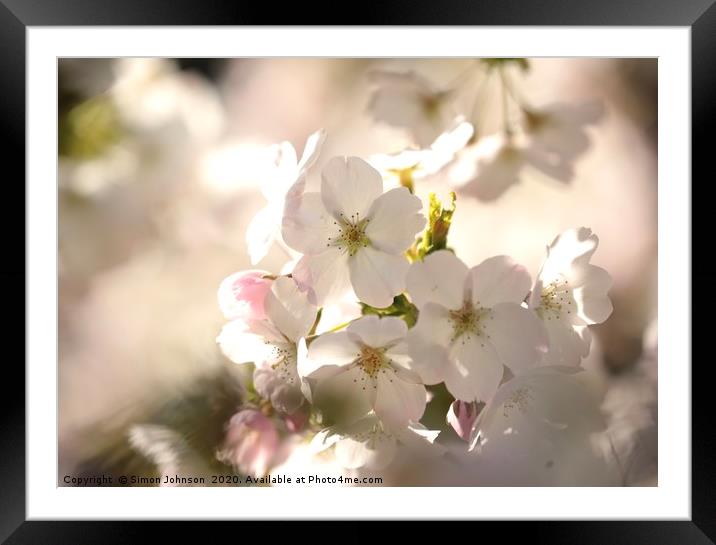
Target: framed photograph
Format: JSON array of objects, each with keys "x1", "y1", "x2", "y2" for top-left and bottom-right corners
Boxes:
[{"x1": 4, "y1": 0, "x2": 708, "y2": 541}]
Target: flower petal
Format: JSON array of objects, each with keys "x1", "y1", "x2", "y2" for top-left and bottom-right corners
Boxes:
[
  {"x1": 538, "y1": 227, "x2": 599, "y2": 285},
  {"x1": 449, "y1": 135, "x2": 526, "y2": 201},
  {"x1": 349, "y1": 247, "x2": 409, "y2": 308},
  {"x1": 265, "y1": 276, "x2": 317, "y2": 342},
  {"x1": 297, "y1": 129, "x2": 326, "y2": 173},
  {"x1": 396, "y1": 422, "x2": 447, "y2": 458},
  {"x1": 406, "y1": 302, "x2": 453, "y2": 384},
  {"x1": 313, "y1": 366, "x2": 374, "y2": 426},
  {"x1": 246, "y1": 205, "x2": 280, "y2": 265},
  {"x1": 374, "y1": 368, "x2": 427, "y2": 430},
  {"x1": 309, "y1": 427, "x2": 342, "y2": 454},
  {"x1": 445, "y1": 337, "x2": 504, "y2": 402},
  {"x1": 485, "y1": 303, "x2": 548, "y2": 373},
  {"x1": 334, "y1": 430, "x2": 397, "y2": 470},
  {"x1": 541, "y1": 321, "x2": 592, "y2": 366},
  {"x1": 469, "y1": 255, "x2": 532, "y2": 308},
  {"x1": 216, "y1": 319, "x2": 282, "y2": 365},
  {"x1": 406, "y1": 249, "x2": 468, "y2": 309},
  {"x1": 302, "y1": 331, "x2": 360, "y2": 377},
  {"x1": 216, "y1": 269, "x2": 271, "y2": 321},
  {"x1": 573, "y1": 265, "x2": 613, "y2": 324},
  {"x1": 385, "y1": 340, "x2": 414, "y2": 371},
  {"x1": 282, "y1": 188, "x2": 336, "y2": 255},
  {"x1": 292, "y1": 248, "x2": 351, "y2": 306},
  {"x1": 346, "y1": 315, "x2": 407, "y2": 348},
  {"x1": 262, "y1": 141, "x2": 298, "y2": 199},
  {"x1": 321, "y1": 156, "x2": 383, "y2": 221},
  {"x1": 365, "y1": 187, "x2": 425, "y2": 254}
]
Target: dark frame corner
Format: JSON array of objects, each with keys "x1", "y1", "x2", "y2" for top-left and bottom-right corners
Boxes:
[{"x1": 3, "y1": 0, "x2": 711, "y2": 542}]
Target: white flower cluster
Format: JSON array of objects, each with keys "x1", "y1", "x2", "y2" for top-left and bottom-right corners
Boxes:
[
  {"x1": 367, "y1": 61, "x2": 604, "y2": 201},
  {"x1": 216, "y1": 117, "x2": 613, "y2": 475}
]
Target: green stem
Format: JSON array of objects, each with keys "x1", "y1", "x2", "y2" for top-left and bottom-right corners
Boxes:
[
  {"x1": 305, "y1": 318, "x2": 355, "y2": 342},
  {"x1": 498, "y1": 65, "x2": 512, "y2": 137}
]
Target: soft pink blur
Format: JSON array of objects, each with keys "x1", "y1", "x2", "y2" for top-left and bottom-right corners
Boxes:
[{"x1": 217, "y1": 409, "x2": 279, "y2": 478}]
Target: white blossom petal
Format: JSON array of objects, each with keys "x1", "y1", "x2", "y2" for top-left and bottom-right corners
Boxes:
[
  {"x1": 539, "y1": 227, "x2": 599, "y2": 285},
  {"x1": 293, "y1": 248, "x2": 352, "y2": 306},
  {"x1": 468, "y1": 255, "x2": 532, "y2": 307},
  {"x1": 321, "y1": 156, "x2": 383, "y2": 221},
  {"x1": 374, "y1": 368, "x2": 427, "y2": 430},
  {"x1": 261, "y1": 141, "x2": 298, "y2": 199},
  {"x1": 448, "y1": 134, "x2": 526, "y2": 201},
  {"x1": 309, "y1": 427, "x2": 342, "y2": 454},
  {"x1": 302, "y1": 331, "x2": 360, "y2": 377},
  {"x1": 216, "y1": 319, "x2": 282, "y2": 365},
  {"x1": 245, "y1": 204, "x2": 280, "y2": 265},
  {"x1": 406, "y1": 302, "x2": 453, "y2": 384},
  {"x1": 573, "y1": 266, "x2": 613, "y2": 324},
  {"x1": 313, "y1": 366, "x2": 374, "y2": 426},
  {"x1": 349, "y1": 247, "x2": 409, "y2": 308},
  {"x1": 346, "y1": 315, "x2": 407, "y2": 348},
  {"x1": 334, "y1": 429, "x2": 397, "y2": 470},
  {"x1": 406, "y1": 249, "x2": 468, "y2": 309},
  {"x1": 444, "y1": 337, "x2": 504, "y2": 402},
  {"x1": 484, "y1": 302, "x2": 548, "y2": 373},
  {"x1": 541, "y1": 321, "x2": 592, "y2": 366},
  {"x1": 396, "y1": 422, "x2": 447, "y2": 458},
  {"x1": 365, "y1": 188, "x2": 425, "y2": 253},
  {"x1": 264, "y1": 276, "x2": 317, "y2": 342},
  {"x1": 297, "y1": 129, "x2": 326, "y2": 173},
  {"x1": 282, "y1": 188, "x2": 336, "y2": 256},
  {"x1": 367, "y1": 70, "x2": 454, "y2": 148},
  {"x1": 385, "y1": 340, "x2": 414, "y2": 370}
]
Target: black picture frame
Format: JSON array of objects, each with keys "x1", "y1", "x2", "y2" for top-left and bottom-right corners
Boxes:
[{"x1": 3, "y1": 0, "x2": 709, "y2": 542}]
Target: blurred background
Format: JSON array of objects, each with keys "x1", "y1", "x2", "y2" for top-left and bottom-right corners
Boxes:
[{"x1": 58, "y1": 58, "x2": 657, "y2": 486}]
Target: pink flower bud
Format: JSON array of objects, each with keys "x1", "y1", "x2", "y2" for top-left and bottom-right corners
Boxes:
[
  {"x1": 447, "y1": 400, "x2": 480, "y2": 442},
  {"x1": 217, "y1": 270, "x2": 272, "y2": 321},
  {"x1": 283, "y1": 407, "x2": 309, "y2": 433},
  {"x1": 218, "y1": 409, "x2": 279, "y2": 477}
]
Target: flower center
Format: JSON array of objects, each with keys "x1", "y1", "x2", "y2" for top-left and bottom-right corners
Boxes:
[
  {"x1": 503, "y1": 387, "x2": 533, "y2": 417},
  {"x1": 422, "y1": 94, "x2": 443, "y2": 119},
  {"x1": 356, "y1": 345, "x2": 388, "y2": 378},
  {"x1": 537, "y1": 279, "x2": 573, "y2": 321},
  {"x1": 328, "y1": 213, "x2": 371, "y2": 257},
  {"x1": 448, "y1": 301, "x2": 490, "y2": 343},
  {"x1": 267, "y1": 342, "x2": 298, "y2": 385},
  {"x1": 350, "y1": 424, "x2": 391, "y2": 445}
]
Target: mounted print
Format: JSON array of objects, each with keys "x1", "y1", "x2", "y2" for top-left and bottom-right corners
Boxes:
[{"x1": 9, "y1": 11, "x2": 703, "y2": 539}]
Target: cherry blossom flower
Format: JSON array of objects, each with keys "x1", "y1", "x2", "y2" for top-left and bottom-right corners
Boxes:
[
  {"x1": 447, "y1": 133, "x2": 528, "y2": 202},
  {"x1": 522, "y1": 100, "x2": 604, "y2": 174},
  {"x1": 467, "y1": 366, "x2": 616, "y2": 486},
  {"x1": 447, "y1": 101, "x2": 604, "y2": 202},
  {"x1": 369, "y1": 119, "x2": 474, "y2": 190},
  {"x1": 529, "y1": 227, "x2": 613, "y2": 366},
  {"x1": 367, "y1": 70, "x2": 459, "y2": 148},
  {"x1": 216, "y1": 269, "x2": 273, "y2": 322},
  {"x1": 299, "y1": 315, "x2": 426, "y2": 429},
  {"x1": 310, "y1": 414, "x2": 444, "y2": 470},
  {"x1": 406, "y1": 250, "x2": 548, "y2": 402},
  {"x1": 217, "y1": 276, "x2": 317, "y2": 414},
  {"x1": 282, "y1": 156, "x2": 425, "y2": 308},
  {"x1": 245, "y1": 129, "x2": 325, "y2": 265},
  {"x1": 447, "y1": 399, "x2": 481, "y2": 442},
  {"x1": 216, "y1": 409, "x2": 280, "y2": 478}
]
